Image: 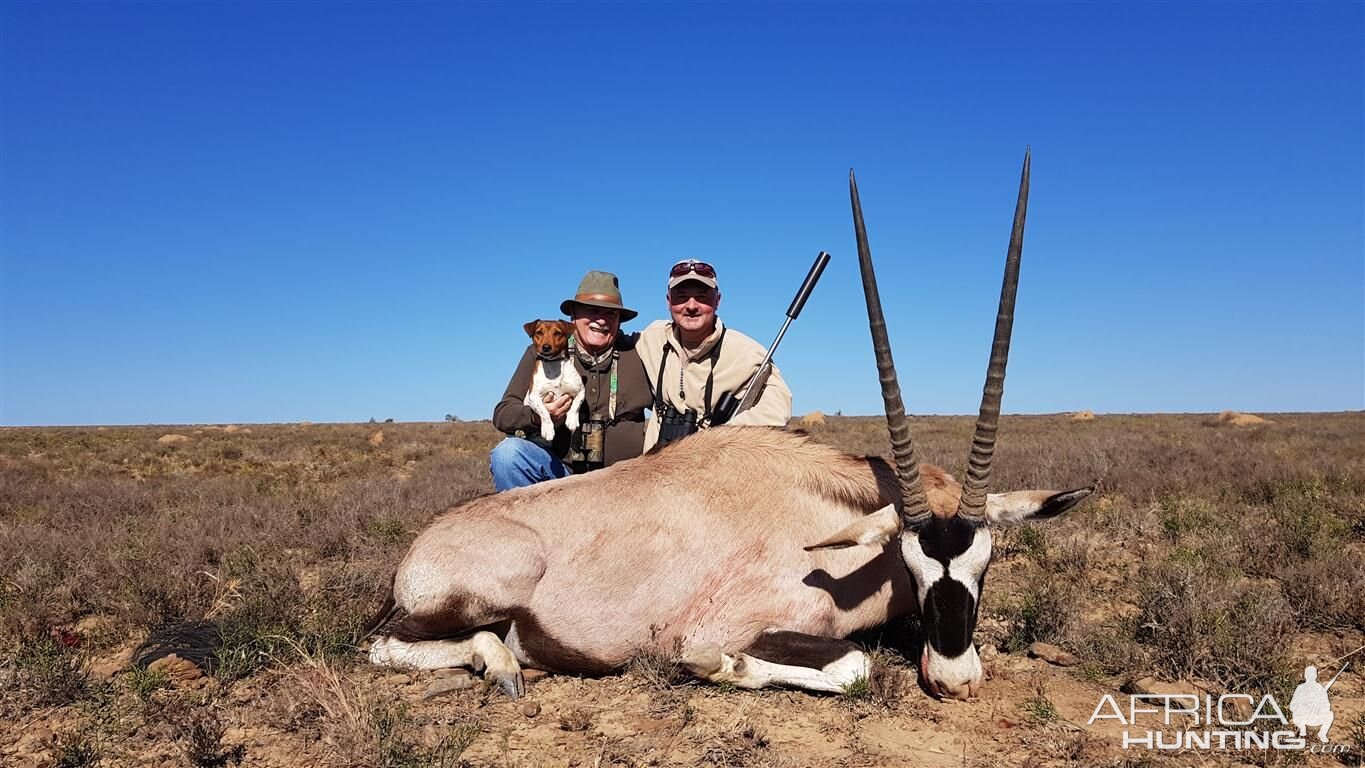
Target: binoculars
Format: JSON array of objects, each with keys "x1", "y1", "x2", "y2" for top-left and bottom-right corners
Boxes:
[
  {"x1": 656, "y1": 404, "x2": 700, "y2": 446},
  {"x1": 568, "y1": 419, "x2": 608, "y2": 466}
]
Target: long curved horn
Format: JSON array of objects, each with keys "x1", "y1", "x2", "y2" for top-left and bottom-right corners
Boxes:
[
  {"x1": 958, "y1": 148, "x2": 1030, "y2": 521},
  {"x1": 850, "y1": 170, "x2": 931, "y2": 527}
]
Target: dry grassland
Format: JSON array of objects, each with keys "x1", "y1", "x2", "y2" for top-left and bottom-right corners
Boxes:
[{"x1": 2, "y1": 413, "x2": 1363, "y2": 767}]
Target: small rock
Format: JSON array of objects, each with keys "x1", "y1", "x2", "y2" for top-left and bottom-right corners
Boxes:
[
  {"x1": 977, "y1": 616, "x2": 1006, "y2": 633},
  {"x1": 148, "y1": 654, "x2": 204, "y2": 684},
  {"x1": 979, "y1": 644, "x2": 999, "y2": 662},
  {"x1": 385, "y1": 673, "x2": 411, "y2": 686},
  {"x1": 90, "y1": 660, "x2": 125, "y2": 680},
  {"x1": 1121, "y1": 676, "x2": 1152, "y2": 695},
  {"x1": 1121, "y1": 676, "x2": 1200, "y2": 696},
  {"x1": 1189, "y1": 678, "x2": 1223, "y2": 695},
  {"x1": 520, "y1": 701, "x2": 541, "y2": 718},
  {"x1": 522, "y1": 669, "x2": 549, "y2": 684},
  {"x1": 157, "y1": 434, "x2": 190, "y2": 445},
  {"x1": 91, "y1": 643, "x2": 135, "y2": 675},
  {"x1": 424, "y1": 675, "x2": 477, "y2": 700},
  {"x1": 1027, "y1": 642, "x2": 1078, "y2": 667}
]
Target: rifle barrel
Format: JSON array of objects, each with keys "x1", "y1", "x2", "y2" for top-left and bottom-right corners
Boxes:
[
  {"x1": 726, "y1": 250, "x2": 830, "y2": 419},
  {"x1": 787, "y1": 251, "x2": 831, "y2": 319},
  {"x1": 757, "y1": 316, "x2": 795, "y2": 373},
  {"x1": 1325, "y1": 662, "x2": 1349, "y2": 690}
]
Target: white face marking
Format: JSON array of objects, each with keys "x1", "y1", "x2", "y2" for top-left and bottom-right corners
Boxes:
[
  {"x1": 925, "y1": 644, "x2": 982, "y2": 698},
  {"x1": 901, "y1": 537, "x2": 943, "y2": 605},
  {"x1": 949, "y1": 527, "x2": 992, "y2": 600},
  {"x1": 900, "y1": 525, "x2": 993, "y2": 604}
]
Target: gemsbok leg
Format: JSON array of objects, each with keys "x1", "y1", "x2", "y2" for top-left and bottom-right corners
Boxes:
[
  {"x1": 679, "y1": 630, "x2": 870, "y2": 693},
  {"x1": 367, "y1": 521, "x2": 545, "y2": 697},
  {"x1": 370, "y1": 630, "x2": 525, "y2": 697}
]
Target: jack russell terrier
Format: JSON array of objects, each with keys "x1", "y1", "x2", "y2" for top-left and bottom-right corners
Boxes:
[{"x1": 523, "y1": 319, "x2": 585, "y2": 443}]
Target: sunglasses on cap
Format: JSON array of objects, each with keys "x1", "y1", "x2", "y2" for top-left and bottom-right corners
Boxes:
[{"x1": 668, "y1": 260, "x2": 717, "y2": 279}]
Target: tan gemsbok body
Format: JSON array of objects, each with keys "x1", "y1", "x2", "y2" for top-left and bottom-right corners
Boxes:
[{"x1": 367, "y1": 151, "x2": 1092, "y2": 699}]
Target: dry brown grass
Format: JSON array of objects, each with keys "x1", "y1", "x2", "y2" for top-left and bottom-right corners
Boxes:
[
  {"x1": 557, "y1": 707, "x2": 594, "y2": 732},
  {"x1": 1, "y1": 413, "x2": 1363, "y2": 765},
  {"x1": 698, "y1": 719, "x2": 769, "y2": 767}
]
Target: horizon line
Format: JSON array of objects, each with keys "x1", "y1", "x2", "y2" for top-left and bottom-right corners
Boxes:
[{"x1": 3, "y1": 409, "x2": 1362, "y2": 429}]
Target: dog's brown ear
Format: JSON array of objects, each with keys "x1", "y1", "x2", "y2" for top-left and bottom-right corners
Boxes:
[
  {"x1": 523, "y1": 321, "x2": 539, "y2": 338},
  {"x1": 558, "y1": 320, "x2": 575, "y2": 336}
]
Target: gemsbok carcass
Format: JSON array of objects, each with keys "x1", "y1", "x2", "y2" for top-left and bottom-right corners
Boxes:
[{"x1": 366, "y1": 150, "x2": 1092, "y2": 700}]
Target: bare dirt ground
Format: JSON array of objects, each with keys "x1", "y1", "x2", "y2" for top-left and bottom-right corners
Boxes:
[{"x1": 2, "y1": 413, "x2": 1363, "y2": 767}]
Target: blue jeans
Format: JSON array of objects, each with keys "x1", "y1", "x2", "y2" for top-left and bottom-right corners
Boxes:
[{"x1": 490, "y1": 437, "x2": 572, "y2": 492}]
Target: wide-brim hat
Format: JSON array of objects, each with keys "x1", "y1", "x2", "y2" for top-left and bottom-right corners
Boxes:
[{"x1": 560, "y1": 270, "x2": 638, "y2": 322}]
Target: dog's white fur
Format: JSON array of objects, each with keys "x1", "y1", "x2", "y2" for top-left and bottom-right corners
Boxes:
[
  {"x1": 526, "y1": 358, "x2": 585, "y2": 442},
  {"x1": 523, "y1": 320, "x2": 586, "y2": 443}
]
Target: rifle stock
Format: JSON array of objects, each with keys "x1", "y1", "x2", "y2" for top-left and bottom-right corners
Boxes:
[{"x1": 735, "y1": 363, "x2": 773, "y2": 413}]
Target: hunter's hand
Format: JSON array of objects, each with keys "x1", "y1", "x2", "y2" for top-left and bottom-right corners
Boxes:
[{"x1": 544, "y1": 393, "x2": 573, "y2": 424}]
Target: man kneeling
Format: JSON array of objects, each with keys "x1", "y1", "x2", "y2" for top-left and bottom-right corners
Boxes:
[{"x1": 489, "y1": 270, "x2": 652, "y2": 491}]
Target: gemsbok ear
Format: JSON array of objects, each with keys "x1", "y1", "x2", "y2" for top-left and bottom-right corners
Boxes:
[
  {"x1": 984, "y1": 487, "x2": 1094, "y2": 526},
  {"x1": 804, "y1": 505, "x2": 902, "y2": 551}
]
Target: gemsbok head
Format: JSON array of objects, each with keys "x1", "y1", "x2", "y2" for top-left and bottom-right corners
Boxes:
[{"x1": 808, "y1": 150, "x2": 1092, "y2": 699}]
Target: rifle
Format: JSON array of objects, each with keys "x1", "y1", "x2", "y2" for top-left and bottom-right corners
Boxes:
[
  {"x1": 1325, "y1": 661, "x2": 1349, "y2": 691},
  {"x1": 712, "y1": 250, "x2": 830, "y2": 425}
]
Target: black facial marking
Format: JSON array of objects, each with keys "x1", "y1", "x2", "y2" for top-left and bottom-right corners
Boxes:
[
  {"x1": 914, "y1": 516, "x2": 990, "y2": 658},
  {"x1": 922, "y1": 579, "x2": 976, "y2": 657},
  {"x1": 918, "y1": 515, "x2": 978, "y2": 566}
]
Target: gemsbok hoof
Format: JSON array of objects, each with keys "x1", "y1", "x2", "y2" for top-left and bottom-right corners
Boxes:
[
  {"x1": 491, "y1": 669, "x2": 526, "y2": 699},
  {"x1": 679, "y1": 645, "x2": 725, "y2": 678}
]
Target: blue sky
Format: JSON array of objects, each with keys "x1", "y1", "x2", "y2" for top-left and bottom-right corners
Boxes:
[{"x1": 1, "y1": 1, "x2": 1361, "y2": 425}]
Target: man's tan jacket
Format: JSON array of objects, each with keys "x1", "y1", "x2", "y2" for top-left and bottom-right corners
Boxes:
[{"x1": 637, "y1": 318, "x2": 793, "y2": 451}]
